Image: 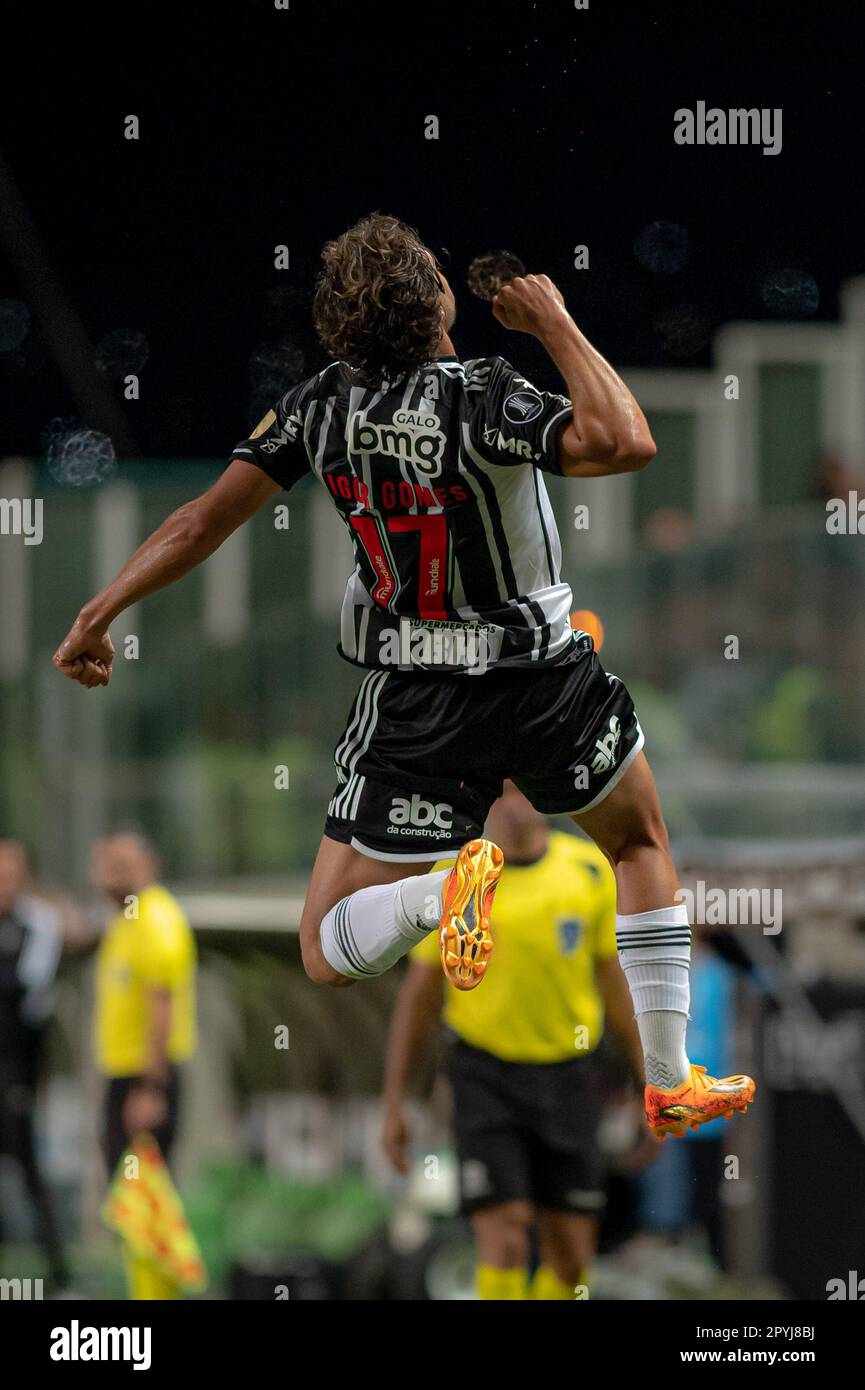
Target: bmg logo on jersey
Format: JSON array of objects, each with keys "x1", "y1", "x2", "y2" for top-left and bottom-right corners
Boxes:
[
  {"x1": 350, "y1": 408, "x2": 446, "y2": 476},
  {"x1": 388, "y1": 793, "x2": 454, "y2": 837}
]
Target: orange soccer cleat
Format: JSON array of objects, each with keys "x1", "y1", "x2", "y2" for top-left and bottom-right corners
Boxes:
[
  {"x1": 438, "y1": 838, "x2": 503, "y2": 991},
  {"x1": 645, "y1": 1064, "x2": 756, "y2": 1140}
]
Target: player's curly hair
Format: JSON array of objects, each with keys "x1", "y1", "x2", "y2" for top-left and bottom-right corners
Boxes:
[{"x1": 313, "y1": 214, "x2": 445, "y2": 385}]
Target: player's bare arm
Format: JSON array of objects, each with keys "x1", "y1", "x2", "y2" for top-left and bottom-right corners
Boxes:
[
  {"x1": 492, "y1": 274, "x2": 656, "y2": 477},
  {"x1": 52, "y1": 460, "x2": 280, "y2": 688}
]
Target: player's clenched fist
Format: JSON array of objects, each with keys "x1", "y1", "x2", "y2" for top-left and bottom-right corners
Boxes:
[
  {"x1": 492, "y1": 274, "x2": 568, "y2": 338},
  {"x1": 52, "y1": 616, "x2": 115, "y2": 688}
]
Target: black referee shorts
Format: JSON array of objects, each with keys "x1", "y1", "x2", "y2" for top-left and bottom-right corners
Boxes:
[
  {"x1": 324, "y1": 635, "x2": 643, "y2": 861},
  {"x1": 446, "y1": 1039, "x2": 607, "y2": 1216}
]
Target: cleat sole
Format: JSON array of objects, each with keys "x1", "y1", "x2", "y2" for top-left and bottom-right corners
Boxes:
[{"x1": 438, "y1": 839, "x2": 503, "y2": 991}]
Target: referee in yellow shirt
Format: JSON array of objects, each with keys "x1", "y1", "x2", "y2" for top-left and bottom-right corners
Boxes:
[
  {"x1": 91, "y1": 832, "x2": 197, "y2": 1300},
  {"x1": 381, "y1": 782, "x2": 643, "y2": 1301},
  {"x1": 91, "y1": 833, "x2": 196, "y2": 1177}
]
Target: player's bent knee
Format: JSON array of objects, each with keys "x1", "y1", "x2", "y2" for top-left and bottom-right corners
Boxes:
[
  {"x1": 629, "y1": 810, "x2": 670, "y2": 855},
  {"x1": 604, "y1": 808, "x2": 670, "y2": 864},
  {"x1": 301, "y1": 940, "x2": 353, "y2": 988}
]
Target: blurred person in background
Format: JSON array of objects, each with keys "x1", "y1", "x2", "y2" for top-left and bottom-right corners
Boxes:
[
  {"x1": 381, "y1": 783, "x2": 645, "y2": 1300},
  {"x1": 90, "y1": 832, "x2": 197, "y2": 1299},
  {"x1": 0, "y1": 840, "x2": 67, "y2": 1291}
]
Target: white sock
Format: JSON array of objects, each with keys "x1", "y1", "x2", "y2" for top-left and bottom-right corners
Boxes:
[
  {"x1": 319, "y1": 869, "x2": 449, "y2": 980},
  {"x1": 616, "y1": 905, "x2": 691, "y2": 1088}
]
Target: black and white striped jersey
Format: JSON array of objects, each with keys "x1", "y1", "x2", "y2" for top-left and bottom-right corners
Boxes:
[{"x1": 232, "y1": 355, "x2": 575, "y2": 675}]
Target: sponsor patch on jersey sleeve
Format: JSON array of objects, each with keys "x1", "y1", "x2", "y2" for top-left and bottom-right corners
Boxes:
[
  {"x1": 503, "y1": 389, "x2": 545, "y2": 425},
  {"x1": 231, "y1": 389, "x2": 311, "y2": 490},
  {"x1": 249, "y1": 409, "x2": 277, "y2": 439},
  {"x1": 472, "y1": 360, "x2": 572, "y2": 473}
]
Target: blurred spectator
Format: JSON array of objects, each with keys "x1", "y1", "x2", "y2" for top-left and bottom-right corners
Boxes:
[
  {"x1": 815, "y1": 450, "x2": 863, "y2": 503},
  {"x1": 0, "y1": 840, "x2": 67, "y2": 1290},
  {"x1": 644, "y1": 507, "x2": 694, "y2": 552}
]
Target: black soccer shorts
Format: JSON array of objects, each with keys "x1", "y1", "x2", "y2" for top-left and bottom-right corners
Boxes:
[
  {"x1": 323, "y1": 633, "x2": 644, "y2": 861},
  {"x1": 447, "y1": 1039, "x2": 607, "y2": 1216}
]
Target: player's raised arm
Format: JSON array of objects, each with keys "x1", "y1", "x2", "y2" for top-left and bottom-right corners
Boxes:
[
  {"x1": 492, "y1": 274, "x2": 656, "y2": 477},
  {"x1": 52, "y1": 459, "x2": 280, "y2": 688}
]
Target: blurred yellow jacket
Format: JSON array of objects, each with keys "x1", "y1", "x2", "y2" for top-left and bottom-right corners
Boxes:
[{"x1": 95, "y1": 884, "x2": 197, "y2": 1077}]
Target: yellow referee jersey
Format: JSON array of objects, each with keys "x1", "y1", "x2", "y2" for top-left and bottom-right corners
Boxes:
[
  {"x1": 414, "y1": 831, "x2": 617, "y2": 1064},
  {"x1": 95, "y1": 884, "x2": 197, "y2": 1077}
]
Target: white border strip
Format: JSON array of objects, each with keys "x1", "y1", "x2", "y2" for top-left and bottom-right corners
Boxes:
[{"x1": 349, "y1": 836, "x2": 459, "y2": 864}]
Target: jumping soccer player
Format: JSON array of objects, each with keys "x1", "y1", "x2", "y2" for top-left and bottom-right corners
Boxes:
[{"x1": 52, "y1": 213, "x2": 755, "y2": 1138}]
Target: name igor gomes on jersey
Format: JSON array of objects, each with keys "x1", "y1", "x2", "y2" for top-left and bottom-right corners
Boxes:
[{"x1": 232, "y1": 355, "x2": 576, "y2": 676}]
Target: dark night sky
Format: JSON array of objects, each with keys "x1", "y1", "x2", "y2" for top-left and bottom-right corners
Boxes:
[{"x1": 1, "y1": 0, "x2": 863, "y2": 459}]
